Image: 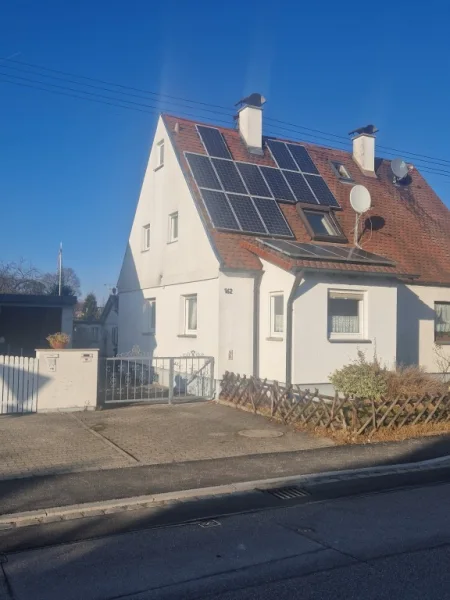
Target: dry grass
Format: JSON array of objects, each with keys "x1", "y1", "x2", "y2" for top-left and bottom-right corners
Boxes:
[{"x1": 296, "y1": 421, "x2": 450, "y2": 445}]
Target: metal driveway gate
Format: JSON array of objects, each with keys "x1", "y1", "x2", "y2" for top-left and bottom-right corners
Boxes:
[
  {"x1": 0, "y1": 355, "x2": 39, "y2": 414},
  {"x1": 98, "y1": 353, "x2": 215, "y2": 405}
]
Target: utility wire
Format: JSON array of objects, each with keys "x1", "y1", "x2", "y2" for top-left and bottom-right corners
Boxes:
[
  {"x1": 2, "y1": 66, "x2": 450, "y2": 180},
  {"x1": 4, "y1": 56, "x2": 450, "y2": 169}
]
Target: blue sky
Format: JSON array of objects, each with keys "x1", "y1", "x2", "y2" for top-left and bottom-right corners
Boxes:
[{"x1": 1, "y1": 0, "x2": 449, "y2": 302}]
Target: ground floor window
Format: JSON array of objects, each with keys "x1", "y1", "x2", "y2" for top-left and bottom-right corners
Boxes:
[
  {"x1": 270, "y1": 293, "x2": 284, "y2": 337},
  {"x1": 328, "y1": 291, "x2": 364, "y2": 339},
  {"x1": 184, "y1": 294, "x2": 197, "y2": 334},
  {"x1": 435, "y1": 302, "x2": 450, "y2": 343},
  {"x1": 143, "y1": 299, "x2": 156, "y2": 334}
]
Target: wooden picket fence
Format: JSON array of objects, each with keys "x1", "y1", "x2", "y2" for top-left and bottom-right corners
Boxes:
[
  {"x1": 219, "y1": 372, "x2": 450, "y2": 435},
  {"x1": 0, "y1": 355, "x2": 39, "y2": 414}
]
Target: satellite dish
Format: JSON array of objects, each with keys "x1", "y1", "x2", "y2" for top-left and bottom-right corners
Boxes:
[
  {"x1": 391, "y1": 158, "x2": 408, "y2": 180},
  {"x1": 350, "y1": 185, "x2": 372, "y2": 214}
]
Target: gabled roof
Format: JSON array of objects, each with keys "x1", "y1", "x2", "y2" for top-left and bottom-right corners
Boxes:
[{"x1": 163, "y1": 114, "x2": 450, "y2": 285}]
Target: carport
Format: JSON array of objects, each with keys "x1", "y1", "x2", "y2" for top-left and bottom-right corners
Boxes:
[{"x1": 0, "y1": 294, "x2": 76, "y2": 357}]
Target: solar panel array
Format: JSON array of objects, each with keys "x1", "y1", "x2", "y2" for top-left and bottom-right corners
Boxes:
[
  {"x1": 259, "y1": 239, "x2": 395, "y2": 267},
  {"x1": 186, "y1": 125, "x2": 340, "y2": 238}
]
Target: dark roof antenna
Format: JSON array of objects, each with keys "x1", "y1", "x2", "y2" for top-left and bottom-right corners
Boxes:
[
  {"x1": 348, "y1": 124, "x2": 379, "y2": 136},
  {"x1": 235, "y1": 93, "x2": 266, "y2": 108}
]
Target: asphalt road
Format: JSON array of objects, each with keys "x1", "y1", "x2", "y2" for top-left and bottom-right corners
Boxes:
[{"x1": 2, "y1": 480, "x2": 450, "y2": 599}]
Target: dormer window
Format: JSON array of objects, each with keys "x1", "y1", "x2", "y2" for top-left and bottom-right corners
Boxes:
[{"x1": 331, "y1": 161, "x2": 353, "y2": 183}]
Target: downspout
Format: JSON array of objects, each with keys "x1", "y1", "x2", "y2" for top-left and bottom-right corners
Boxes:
[
  {"x1": 286, "y1": 271, "x2": 303, "y2": 386},
  {"x1": 252, "y1": 272, "x2": 263, "y2": 378}
]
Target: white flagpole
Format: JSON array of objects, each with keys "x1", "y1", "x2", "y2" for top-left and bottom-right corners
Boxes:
[{"x1": 58, "y1": 243, "x2": 63, "y2": 296}]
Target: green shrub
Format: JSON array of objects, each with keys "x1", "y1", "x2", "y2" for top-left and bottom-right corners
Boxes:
[{"x1": 330, "y1": 350, "x2": 388, "y2": 399}]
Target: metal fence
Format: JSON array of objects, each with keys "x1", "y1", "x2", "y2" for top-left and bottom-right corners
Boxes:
[
  {"x1": 0, "y1": 355, "x2": 39, "y2": 414},
  {"x1": 98, "y1": 354, "x2": 215, "y2": 405}
]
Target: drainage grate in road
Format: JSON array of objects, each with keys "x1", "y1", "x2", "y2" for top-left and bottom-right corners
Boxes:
[
  {"x1": 263, "y1": 486, "x2": 309, "y2": 500},
  {"x1": 198, "y1": 519, "x2": 221, "y2": 528}
]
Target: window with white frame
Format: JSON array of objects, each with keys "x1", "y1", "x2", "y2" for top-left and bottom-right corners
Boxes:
[
  {"x1": 91, "y1": 326, "x2": 99, "y2": 342},
  {"x1": 156, "y1": 140, "x2": 164, "y2": 168},
  {"x1": 143, "y1": 298, "x2": 156, "y2": 334},
  {"x1": 112, "y1": 326, "x2": 118, "y2": 345},
  {"x1": 435, "y1": 302, "x2": 450, "y2": 343},
  {"x1": 328, "y1": 290, "x2": 364, "y2": 339},
  {"x1": 184, "y1": 294, "x2": 197, "y2": 334},
  {"x1": 270, "y1": 293, "x2": 284, "y2": 337},
  {"x1": 142, "y1": 224, "x2": 150, "y2": 251},
  {"x1": 168, "y1": 211, "x2": 178, "y2": 242}
]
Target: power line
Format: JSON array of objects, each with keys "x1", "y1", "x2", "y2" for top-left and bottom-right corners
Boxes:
[
  {"x1": 2, "y1": 67, "x2": 450, "y2": 180},
  {"x1": 4, "y1": 56, "x2": 450, "y2": 168}
]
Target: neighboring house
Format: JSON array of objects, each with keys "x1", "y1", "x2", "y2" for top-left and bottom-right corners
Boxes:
[
  {"x1": 0, "y1": 294, "x2": 76, "y2": 357},
  {"x1": 117, "y1": 96, "x2": 450, "y2": 392},
  {"x1": 73, "y1": 294, "x2": 118, "y2": 356}
]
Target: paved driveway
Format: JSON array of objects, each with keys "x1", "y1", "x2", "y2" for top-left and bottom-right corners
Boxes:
[{"x1": 0, "y1": 402, "x2": 332, "y2": 480}]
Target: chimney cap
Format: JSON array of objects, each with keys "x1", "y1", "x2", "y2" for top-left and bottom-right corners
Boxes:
[
  {"x1": 349, "y1": 124, "x2": 379, "y2": 136},
  {"x1": 235, "y1": 93, "x2": 266, "y2": 108}
]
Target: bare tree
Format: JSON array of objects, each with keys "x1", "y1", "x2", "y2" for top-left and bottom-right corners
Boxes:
[
  {"x1": 0, "y1": 260, "x2": 44, "y2": 294},
  {"x1": 41, "y1": 267, "x2": 81, "y2": 296}
]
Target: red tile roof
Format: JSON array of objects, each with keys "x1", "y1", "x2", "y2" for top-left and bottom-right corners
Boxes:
[{"x1": 163, "y1": 114, "x2": 450, "y2": 285}]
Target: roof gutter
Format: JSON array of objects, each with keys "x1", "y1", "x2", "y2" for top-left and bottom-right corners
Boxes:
[
  {"x1": 286, "y1": 271, "x2": 303, "y2": 386},
  {"x1": 291, "y1": 267, "x2": 419, "y2": 280}
]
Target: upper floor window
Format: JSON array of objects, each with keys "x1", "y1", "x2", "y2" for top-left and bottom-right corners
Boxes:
[
  {"x1": 270, "y1": 293, "x2": 284, "y2": 338},
  {"x1": 168, "y1": 212, "x2": 178, "y2": 243},
  {"x1": 142, "y1": 224, "x2": 150, "y2": 251},
  {"x1": 435, "y1": 302, "x2": 450, "y2": 343},
  {"x1": 156, "y1": 140, "x2": 164, "y2": 168}
]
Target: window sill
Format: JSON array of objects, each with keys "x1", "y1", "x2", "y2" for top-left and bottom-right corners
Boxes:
[
  {"x1": 328, "y1": 338, "x2": 372, "y2": 344},
  {"x1": 177, "y1": 334, "x2": 197, "y2": 338},
  {"x1": 141, "y1": 248, "x2": 150, "y2": 253},
  {"x1": 167, "y1": 240, "x2": 178, "y2": 245},
  {"x1": 154, "y1": 164, "x2": 164, "y2": 172},
  {"x1": 435, "y1": 340, "x2": 450, "y2": 345},
  {"x1": 142, "y1": 332, "x2": 155, "y2": 336},
  {"x1": 266, "y1": 336, "x2": 284, "y2": 342}
]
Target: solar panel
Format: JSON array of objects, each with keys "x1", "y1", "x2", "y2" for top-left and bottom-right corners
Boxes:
[
  {"x1": 201, "y1": 189, "x2": 239, "y2": 230},
  {"x1": 287, "y1": 144, "x2": 319, "y2": 174},
  {"x1": 197, "y1": 125, "x2": 231, "y2": 159},
  {"x1": 185, "y1": 153, "x2": 221, "y2": 190},
  {"x1": 236, "y1": 163, "x2": 272, "y2": 197},
  {"x1": 260, "y1": 167, "x2": 295, "y2": 203},
  {"x1": 252, "y1": 197, "x2": 293, "y2": 237},
  {"x1": 304, "y1": 175, "x2": 339, "y2": 207},
  {"x1": 283, "y1": 171, "x2": 318, "y2": 205},
  {"x1": 211, "y1": 159, "x2": 247, "y2": 194},
  {"x1": 267, "y1": 140, "x2": 298, "y2": 171},
  {"x1": 227, "y1": 194, "x2": 267, "y2": 234},
  {"x1": 259, "y1": 239, "x2": 395, "y2": 266}
]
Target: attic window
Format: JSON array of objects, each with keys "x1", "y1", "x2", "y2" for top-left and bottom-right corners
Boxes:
[
  {"x1": 331, "y1": 162, "x2": 353, "y2": 183},
  {"x1": 302, "y1": 209, "x2": 347, "y2": 243}
]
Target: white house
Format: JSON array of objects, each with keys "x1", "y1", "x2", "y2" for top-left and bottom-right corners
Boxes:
[{"x1": 117, "y1": 96, "x2": 450, "y2": 392}]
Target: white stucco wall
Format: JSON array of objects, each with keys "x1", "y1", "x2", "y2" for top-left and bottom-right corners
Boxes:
[
  {"x1": 36, "y1": 349, "x2": 98, "y2": 411},
  {"x1": 397, "y1": 284, "x2": 450, "y2": 374},
  {"x1": 117, "y1": 116, "x2": 221, "y2": 369},
  {"x1": 218, "y1": 271, "x2": 255, "y2": 378},
  {"x1": 119, "y1": 277, "x2": 219, "y2": 362},
  {"x1": 292, "y1": 274, "x2": 398, "y2": 392},
  {"x1": 117, "y1": 116, "x2": 219, "y2": 296},
  {"x1": 258, "y1": 259, "x2": 295, "y2": 383}
]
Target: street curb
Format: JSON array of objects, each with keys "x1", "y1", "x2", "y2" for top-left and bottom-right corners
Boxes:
[{"x1": 1, "y1": 453, "x2": 449, "y2": 529}]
